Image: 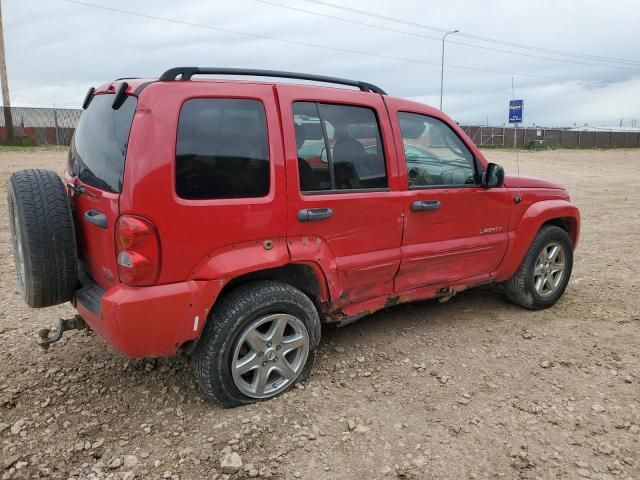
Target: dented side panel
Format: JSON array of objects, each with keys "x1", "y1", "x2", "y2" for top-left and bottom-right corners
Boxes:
[
  {"x1": 277, "y1": 84, "x2": 405, "y2": 307},
  {"x1": 383, "y1": 97, "x2": 511, "y2": 291},
  {"x1": 190, "y1": 237, "x2": 289, "y2": 281},
  {"x1": 324, "y1": 272, "x2": 491, "y2": 323}
]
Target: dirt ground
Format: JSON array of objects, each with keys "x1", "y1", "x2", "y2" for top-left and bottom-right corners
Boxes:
[{"x1": 0, "y1": 148, "x2": 638, "y2": 480}]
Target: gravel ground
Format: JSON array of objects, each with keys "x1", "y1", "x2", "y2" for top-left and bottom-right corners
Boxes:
[{"x1": 0, "y1": 148, "x2": 638, "y2": 480}]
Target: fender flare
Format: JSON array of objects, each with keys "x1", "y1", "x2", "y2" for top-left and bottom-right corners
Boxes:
[{"x1": 495, "y1": 199, "x2": 580, "y2": 281}]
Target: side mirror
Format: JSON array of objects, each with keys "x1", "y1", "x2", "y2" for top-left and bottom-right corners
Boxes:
[{"x1": 483, "y1": 163, "x2": 504, "y2": 188}]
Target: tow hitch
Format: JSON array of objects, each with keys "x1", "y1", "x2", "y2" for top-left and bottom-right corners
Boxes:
[{"x1": 37, "y1": 315, "x2": 88, "y2": 350}]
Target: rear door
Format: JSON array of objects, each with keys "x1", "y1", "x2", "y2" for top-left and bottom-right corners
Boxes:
[
  {"x1": 65, "y1": 89, "x2": 137, "y2": 288},
  {"x1": 277, "y1": 85, "x2": 403, "y2": 305},
  {"x1": 385, "y1": 99, "x2": 511, "y2": 291}
]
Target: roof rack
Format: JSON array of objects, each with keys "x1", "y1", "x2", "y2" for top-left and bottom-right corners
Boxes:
[{"x1": 158, "y1": 67, "x2": 387, "y2": 95}]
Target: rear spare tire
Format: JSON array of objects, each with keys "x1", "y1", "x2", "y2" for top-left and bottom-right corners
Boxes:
[{"x1": 7, "y1": 169, "x2": 78, "y2": 308}]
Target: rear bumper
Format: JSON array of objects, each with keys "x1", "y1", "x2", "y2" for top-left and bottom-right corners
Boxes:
[{"x1": 73, "y1": 274, "x2": 221, "y2": 358}]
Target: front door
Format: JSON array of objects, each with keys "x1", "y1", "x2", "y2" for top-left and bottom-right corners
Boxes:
[
  {"x1": 277, "y1": 85, "x2": 403, "y2": 306},
  {"x1": 386, "y1": 104, "x2": 511, "y2": 291}
]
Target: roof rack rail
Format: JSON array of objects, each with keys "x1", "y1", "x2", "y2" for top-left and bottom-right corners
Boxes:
[{"x1": 158, "y1": 67, "x2": 386, "y2": 95}]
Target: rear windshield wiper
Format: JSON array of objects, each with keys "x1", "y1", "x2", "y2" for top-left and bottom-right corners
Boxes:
[{"x1": 112, "y1": 82, "x2": 129, "y2": 110}]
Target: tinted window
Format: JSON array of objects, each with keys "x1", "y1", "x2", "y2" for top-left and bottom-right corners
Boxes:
[
  {"x1": 68, "y1": 94, "x2": 137, "y2": 192},
  {"x1": 293, "y1": 101, "x2": 387, "y2": 192},
  {"x1": 176, "y1": 99, "x2": 269, "y2": 199},
  {"x1": 398, "y1": 112, "x2": 477, "y2": 187}
]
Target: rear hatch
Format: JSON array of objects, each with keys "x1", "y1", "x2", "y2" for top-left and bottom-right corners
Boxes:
[{"x1": 66, "y1": 92, "x2": 137, "y2": 289}]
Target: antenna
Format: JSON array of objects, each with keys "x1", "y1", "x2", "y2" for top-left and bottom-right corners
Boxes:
[{"x1": 512, "y1": 76, "x2": 522, "y2": 204}]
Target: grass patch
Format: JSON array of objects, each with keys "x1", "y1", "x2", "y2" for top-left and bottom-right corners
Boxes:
[{"x1": 0, "y1": 144, "x2": 68, "y2": 153}]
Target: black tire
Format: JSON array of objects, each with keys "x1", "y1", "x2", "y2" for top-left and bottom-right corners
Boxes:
[
  {"x1": 191, "y1": 280, "x2": 321, "y2": 408},
  {"x1": 7, "y1": 169, "x2": 78, "y2": 308},
  {"x1": 503, "y1": 225, "x2": 573, "y2": 310}
]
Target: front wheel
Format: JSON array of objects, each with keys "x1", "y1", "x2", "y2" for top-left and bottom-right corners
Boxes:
[
  {"x1": 191, "y1": 281, "x2": 321, "y2": 407},
  {"x1": 503, "y1": 225, "x2": 574, "y2": 310}
]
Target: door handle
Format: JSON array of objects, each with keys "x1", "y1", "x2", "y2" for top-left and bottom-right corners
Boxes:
[
  {"x1": 297, "y1": 207, "x2": 333, "y2": 222},
  {"x1": 411, "y1": 200, "x2": 441, "y2": 212},
  {"x1": 84, "y1": 210, "x2": 108, "y2": 229}
]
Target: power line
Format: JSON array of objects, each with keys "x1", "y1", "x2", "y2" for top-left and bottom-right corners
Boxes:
[
  {"x1": 61, "y1": 0, "x2": 583, "y2": 83},
  {"x1": 255, "y1": 0, "x2": 443, "y2": 42},
  {"x1": 301, "y1": 0, "x2": 640, "y2": 67},
  {"x1": 255, "y1": 0, "x2": 640, "y2": 72},
  {"x1": 457, "y1": 33, "x2": 640, "y2": 67}
]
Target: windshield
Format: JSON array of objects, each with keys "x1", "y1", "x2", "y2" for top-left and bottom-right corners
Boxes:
[{"x1": 68, "y1": 94, "x2": 137, "y2": 192}]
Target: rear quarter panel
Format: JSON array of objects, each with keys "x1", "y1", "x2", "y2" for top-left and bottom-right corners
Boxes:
[{"x1": 120, "y1": 81, "x2": 289, "y2": 285}]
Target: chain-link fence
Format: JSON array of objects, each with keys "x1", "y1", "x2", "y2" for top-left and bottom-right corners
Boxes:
[
  {"x1": 0, "y1": 106, "x2": 81, "y2": 145},
  {"x1": 460, "y1": 125, "x2": 640, "y2": 149},
  {"x1": 2, "y1": 105, "x2": 640, "y2": 149}
]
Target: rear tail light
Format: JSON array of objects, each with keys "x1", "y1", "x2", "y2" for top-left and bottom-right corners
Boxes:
[{"x1": 115, "y1": 215, "x2": 161, "y2": 286}]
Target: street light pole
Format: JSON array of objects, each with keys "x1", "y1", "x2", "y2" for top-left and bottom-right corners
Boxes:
[{"x1": 439, "y1": 29, "x2": 459, "y2": 111}]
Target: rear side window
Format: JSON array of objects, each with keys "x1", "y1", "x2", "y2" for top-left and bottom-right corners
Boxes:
[
  {"x1": 293, "y1": 101, "x2": 387, "y2": 192},
  {"x1": 176, "y1": 99, "x2": 269, "y2": 199},
  {"x1": 68, "y1": 94, "x2": 137, "y2": 193}
]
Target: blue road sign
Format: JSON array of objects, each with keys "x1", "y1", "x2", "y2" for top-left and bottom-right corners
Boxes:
[{"x1": 509, "y1": 100, "x2": 523, "y2": 123}]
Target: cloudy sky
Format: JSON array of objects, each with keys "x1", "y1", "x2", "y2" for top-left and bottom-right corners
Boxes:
[{"x1": 5, "y1": 0, "x2": 640, "y2": 127}]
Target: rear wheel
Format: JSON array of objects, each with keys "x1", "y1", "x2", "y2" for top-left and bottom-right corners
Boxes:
[
  {"x1": 191, "y1": 281, "x2": 321, "y2": 407},
  {"x1": 7, "y1": 169, "x2": 78, "y2": 308},
  {"x1": 504, "y1": 225, "x2": 573, "y2": 310}
]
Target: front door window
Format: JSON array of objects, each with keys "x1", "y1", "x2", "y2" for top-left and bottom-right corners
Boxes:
[{"x1": 397, "y1": 112, "x2": 478, "y2": 188}]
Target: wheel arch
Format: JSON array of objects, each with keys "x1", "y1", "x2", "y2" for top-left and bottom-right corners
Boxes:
[
  {"x1": 495, "y1": 199, "x2": 580, "y2": 281},
  {"x1": 180, "y1": 262, "x2": 330, "y2": 354},
  {"x1": 542, "y1": 216, "x2": 579, "y2": 249},
  {"x1": 215, "y1": 262, "x2": 329, "y2": 312}
]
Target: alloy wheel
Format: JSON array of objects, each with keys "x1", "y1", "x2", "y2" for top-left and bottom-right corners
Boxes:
[
  {"x1": 231, "y1": 313, "x2": 309, "y2": 399},
  {"x1": 533, "y1": 241, "x2": 566, "y2": 297}
]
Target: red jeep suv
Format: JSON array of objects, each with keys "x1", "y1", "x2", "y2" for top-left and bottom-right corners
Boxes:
[{"x1": 7, "y1": 67, "x2": 580, "y2": 407}]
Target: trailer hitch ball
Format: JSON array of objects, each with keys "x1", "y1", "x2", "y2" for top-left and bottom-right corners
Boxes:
[{"x1": 37, "y1": 315, "x2": 87, "y2": 350}]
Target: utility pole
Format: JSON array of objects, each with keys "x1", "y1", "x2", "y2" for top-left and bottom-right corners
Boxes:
[
  {"x1": 0, "y1": 0, "x2": 13, "y2": 143},
  {"x1": 439, "y1": 29, "x2": 458, "y2": 111}
]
